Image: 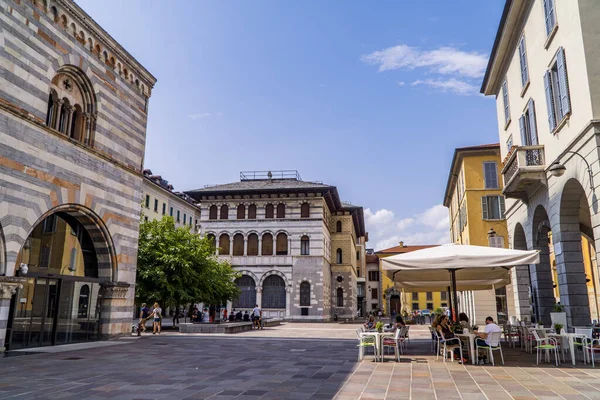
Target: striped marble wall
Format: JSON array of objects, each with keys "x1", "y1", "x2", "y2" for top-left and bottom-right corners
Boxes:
[{"x1": 0, "y1": 0, "x2": 156, "y2": 344}]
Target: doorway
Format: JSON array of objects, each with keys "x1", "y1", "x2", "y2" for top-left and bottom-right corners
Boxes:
[{"x1": 390, "y1": 295, "x2": 401, "y2": 315}]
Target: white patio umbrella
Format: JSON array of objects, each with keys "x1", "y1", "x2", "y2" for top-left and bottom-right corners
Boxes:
[{"x1": 380, "y1": 243, "x2": 539, "y2": 319}]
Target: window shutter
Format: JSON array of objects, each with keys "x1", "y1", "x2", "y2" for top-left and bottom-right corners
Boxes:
[
  {"x1": 544, "y1": 71, "x2": 556, "y2": 131},
  {"x1": 556, "y1": 47, "x2": 571, "y2": 118},
  {"x1": 528, "y1": 99, "x2": 538, "y2": 145},
  {"x1": 481, "y1": 196, "x2": 488, "y2": 220},
  {"x1": 519, "y1": 115, "x2": 527, "y2": 145},
  {"x1": 543, "y1": 0, "x2": 555, "y2": 35},
  {"x1": 519, "y1": 37, "x2": 528, "y2": 87},
  {"x1": 499, "y1": 196, "x2": 506, "y2": 218},
  {"x1": 502, "y1": 81, "x2": 510, "y2": 124}
]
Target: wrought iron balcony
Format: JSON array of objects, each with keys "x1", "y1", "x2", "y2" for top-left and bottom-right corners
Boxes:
[{"x1": 501, "y1": 145, "x2": 546, "y2": 200}]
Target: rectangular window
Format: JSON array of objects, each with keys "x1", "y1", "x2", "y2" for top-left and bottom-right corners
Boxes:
[
  {"x1": 176, "y1": 210, "x2": 180, "y2": 222},
  {"x1": 506, "y1": 135, "x2": 513, "y2": 153},
  {"x1": 145, "y1": 194, "x2": 150, "y2": 208},
  {"x1": 543, "y1": 0, "x2": 557, "y2": 36},
  {"x1": 40, "y1": 247, "x2": 51, "y2": 268},
  {"x1": 545, "y1": 47, "x2": 571, "y2": 132},
  {"x1": 195, "y1": 219, "x2": 198, "y2": 227},
  {"x1": 519, "y1": 36, "x2": 529, "y2": 87},
  {"x1": 482, "y1": 195, "x2": 506, "y2": 220},
  {"x1": 368, "y1": 271, "x2": 379, "y2": 281},
  {"x1": 520, "y1": 99, "x2": 539, "y2": 145},
  {"x1": 371, "y1": 288, "x2": 378, "y2": 300},
  {"x1": 144, "y1": 216, "x2": 148, "y2": 221},
  {"x1": 441, "y1": 303, "x2": 448, "y2": 308},
  {"x1": 183, "y1": 214, "x2": 187, "y2": 224},
  {"x1": 412, "y1": 292, "x2": 419, "y2": 301},
  {"x1": 502, "y1": 80, "x2": 510, "y2": 125},
  {"x1": 162, "y1": 203, "x2": 166, "y2": 215},
  {"x1": 169, "y1": 207, "x2": 173, "y2": 217},
  {"x1": 412, "y1": 303, "x2": 419, "y2": 311},
  {"x1": 426, "y1": 292, "x2": 433, "y2": 301},
  {"x1": 484, "y1": 162, "x2": 498, "y2": 189},
  {"x1": 426, "y1": 303, "x2": 433, "y2": 310},
  {"x1": 154, "y1": 199, "x2": 158, "y2": 212},
  {"x1": 489, "y1": 236, "x2": 505, "y2": 248},
  {"x1": 441, "y1": 292, "x2": 447, "y2": 301},
  {"x1": 43, "y1": 215, "x2": 57, "y2": 233}
]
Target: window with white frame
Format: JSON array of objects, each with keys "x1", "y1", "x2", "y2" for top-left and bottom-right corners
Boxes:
[
  {"x1": 484, "y1": 162, "x2": 499, "y2": 189},
  {"x1": 518, "y1": 36, "x2": 529, "y2": 88},
  {"x1": 502, "y1": 80, "x2": 510, "y2": 125},
  {"x1": 481, "y1": 195, "x2": 506, "y2": 220},
  {"x1": 506, "y1": 135, "x2": 513, "y2": 152},
  {"x1": 543, "y1": 0, "x2": 557, "y2": 37},
  {"x1": 544, "y1": 47, "x2": 571, "y2": 132},
  {"x1": 488, "y1": 236, "x2": 505, "y2": 248},
  {"x1": 519, "y1": 99, "x2": 538, "y2": 145}
]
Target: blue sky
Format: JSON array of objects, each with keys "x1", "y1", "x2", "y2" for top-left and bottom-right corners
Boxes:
[{"x1": 77, "y1": 0, "x2": 505, "y2": 250}]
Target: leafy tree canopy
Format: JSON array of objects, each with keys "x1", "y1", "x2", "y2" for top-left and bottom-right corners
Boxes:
[{"x1": 135, "y1": 216, "x2": 240, "y2": 307}]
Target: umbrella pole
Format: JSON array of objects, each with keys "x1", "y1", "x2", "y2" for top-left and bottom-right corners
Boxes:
[
  {"x1": 451, "y1": 269, "x2": 459, "y2": 322},
  {"x1": 447, "y1": 285, "x2": 453, "y2": 321}
]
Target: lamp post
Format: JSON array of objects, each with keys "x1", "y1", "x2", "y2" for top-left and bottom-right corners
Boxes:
[{"x1": 549, "y1": 151, "x2": 594, "y2": 191}]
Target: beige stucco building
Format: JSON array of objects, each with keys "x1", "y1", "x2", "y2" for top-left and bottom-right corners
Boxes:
[{"x1": 481, "y1": 0, "x2": 600, "y2": 327}]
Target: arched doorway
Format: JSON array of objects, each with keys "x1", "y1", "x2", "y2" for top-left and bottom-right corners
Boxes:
[
  {"x1": 232, "y1": 275, "x2": 256, "y2": 309},
  {"x1": 262, "y1": 275, "x2": 286, "y2": 309},
  {"x1": 530, "y1": 205, "x2": 556, "y2": 326},
  {"x1": 7, "y1": 210, "x2": 113, "y2": 349}
]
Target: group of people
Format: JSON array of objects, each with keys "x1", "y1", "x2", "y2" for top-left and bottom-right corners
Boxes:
[
  {"x1": 227, "y1": 305, "x2": 263, "y2": 329},
  {"x1": 363, "y1": 314, "x2": 406, "y2": 330},
  {"x1": 432, "y1": 312, "x2": 501, "y2": 364},
  {"x1": 138, "y1": 302, "x2": 163, "y2": 335}
]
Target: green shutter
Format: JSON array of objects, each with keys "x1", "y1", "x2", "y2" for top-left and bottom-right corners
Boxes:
[{"x1": 481, "y1": 196, "x2": 489, "y2": 220}]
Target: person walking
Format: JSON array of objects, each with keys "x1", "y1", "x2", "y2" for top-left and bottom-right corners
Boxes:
[
  {"x1": 172, "y1": 306, "x2": 180, "y2": 326},
  {"x1": 138, "y1": 303, "x2": 150, "y2": 335},
  {"x1": 252, "y1": 304, "x2": 261, "y2": 329},
  {"x1": 150, "y1": 302, "x2": 162, "y2": 334}
]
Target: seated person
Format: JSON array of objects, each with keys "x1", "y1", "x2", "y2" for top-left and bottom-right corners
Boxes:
[
  {"x1": 235, "y1": 310, "x2": 243, "y2": 321},
  {"x1": 364, "y1": 315, "x2": 375, "y2": 330},
  {"x1": 459, "y1": 312, "x2": 470, "y2": 328},
  {"x1": 229, "y1": 312, "x2": 235, "y2": 322},
  {"x1": 437, "y1": 315, "x2": 467, "y2": 363},
  {"x1": 394, "y1": 315, "x2": 406, "y2": 329},
  {"x1": 243, "y1": 311, "x2": 250, "y2": 321},
  {"x1": 476, "y1": 316, "x2": 502, "y2": 363}
]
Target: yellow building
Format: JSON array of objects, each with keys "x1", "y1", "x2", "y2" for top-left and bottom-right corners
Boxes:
[
  {"x1": 443, "y1": 144, "x2": 515, "y2": 325},
  {"x1": 375, "y1": 242, "x2": 443, "y2": 316}
]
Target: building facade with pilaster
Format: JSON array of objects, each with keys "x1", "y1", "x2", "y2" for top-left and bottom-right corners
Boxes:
[
  {"x1": 185, "y1": 171, "x2": 367, "y2": 321},
  {"x1": 0, "y1": 0, "x2": 155, "y2": 350}
]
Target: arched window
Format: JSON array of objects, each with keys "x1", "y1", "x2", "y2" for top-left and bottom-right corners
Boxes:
[
  {"x1": 336, "y1": 248, "x2": 342, "y2": 264},
  {"x1": 45, "y1": 66, "x2": 97, "y2": 146},
  {"x1": 265, "y1": 204, "x2": 274, "y2": 219},
  {"x1": 337, "y1": 288, "x2": 344, "y2": 307},
  {"x1": 237, "y1": 204, "x2": 245, "y2": 220},
  {"x1": 220, "y1": 205, "x2": 229, "y2": 220},
  {"x1": 300, "y1": 282, "x2": 310, "y2": 307},
  {"x1": 301, "y1": 203, "x2": 310, "y2": 218},
  {"x1": 87, "y1": 38, "x2": 93, "y2": 51},
  {"x1": 336, "y1": 221, "x2": 342, "y2": 232},
  {"x1": 50, "y1": 6, "x2": 58, "y2": 21},
  {"x1": 262, "y1": 275, "x2": 286, "y2": 309},
  {"x1": 218, "y1": 234, "x2": 230, "y2": 255},
  {"x1": 301, "y1": 236, "x2": 310, "y2": 255},
  {"x1": 262, "y1": 233, "x2": 273, "y2": 256},
  {"x1": 207, "y1": 234, "x2": 216, "y2": 252},
  {"x1": 209, "y1": 205, "x2": 218, "y2": 220},
  {"x1": 276, "y1": 233, "x2": 288, "y2": 255},
  {"x1": 233, "y1": 233, "x2": 244, "y2": 256},
  {"x1": 247, "y1": 233, "x2": 259, "y2": 256},
  {"x1": 277, "y1": 203, "x2": 285, "y2": 218},
  {"x1": 233, "y1": 275, "x2": 256, "y2": 309},
  {"x1": 78, "y1": 284, "x2": 90, "y2": 318},
  {"x1": 248, "y1": 204, "x2": 257, "y2": 219}
]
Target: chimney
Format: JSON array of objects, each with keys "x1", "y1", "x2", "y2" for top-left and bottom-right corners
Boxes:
[
  {"x1": 267, "y1": 170, "x2": 273, "y2": 182},
  {"x1": 399, "y1": 241, "x2": 404, "y2": 248}
]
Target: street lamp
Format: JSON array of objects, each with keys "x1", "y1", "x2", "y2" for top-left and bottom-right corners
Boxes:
[
  {"x1": 487, "y1": 228, "x2": 497, "y2": 238},
  {"x1": 549, "y1": 151, "x2": 594, "y2": 191}
]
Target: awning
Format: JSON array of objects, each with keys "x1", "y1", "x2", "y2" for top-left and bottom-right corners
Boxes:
[{"x1": 381, "y1": 243, "x2": 539, "y2": 292}]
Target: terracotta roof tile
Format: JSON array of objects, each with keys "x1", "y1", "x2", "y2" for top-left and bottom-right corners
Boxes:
[
  {"x1": 375, "y1": 244, "x2": 439, "y2": 254},
  {"x1": 365, "y1": 254, "x2": 379, "y2": 263}
]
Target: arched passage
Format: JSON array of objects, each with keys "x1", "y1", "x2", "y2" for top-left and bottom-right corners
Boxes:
[
  {"x1": 262, "y1": 275, "x2": 286, "y2": 309},
  {"x1": 530, "y1": 205, "x2": 556, "y2": 326},
  {"x1": 512, "y1": 223, "x2": 532, "y2": 321},
  {"x1": 233, "y1": 275, "x2": 256, "y2": 309},
  {"x1": 556, "y1": 178, "x2": 594, "y2": 326}
]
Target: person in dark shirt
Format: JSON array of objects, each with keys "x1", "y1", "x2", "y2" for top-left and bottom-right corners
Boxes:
[
  {"x1": 243, "y1": 311, "x2": 250, "y2": 321},
  {"x1": 236, "y1": 310, "x2": 243, "y2": 321},
  {"x1": 138, "y1": 303, "x2": 150, "y2": 333}
]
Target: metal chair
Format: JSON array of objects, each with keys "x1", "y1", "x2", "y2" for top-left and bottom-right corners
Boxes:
[
  {"x1": 382, "y1": 328, "x2": 402, "y2": 362},
  {"x1": 531, "y1": 329, "x2": 560, "y2": 366},
  {"x1": 432, "y1": 329, "x2": 463, "y2": 363},
  {"x1": 583, "y1": 337, "x2": 600, "y2": 367},
  {"x1": 476, "y1": 331, "x2": 504, "y2": 365},
  {"x1": 356, "y1": 328, "x2": 377, "y2": 361},
  {"x1": 574, "y1": 328, "x2": 593, "y2": 363}
]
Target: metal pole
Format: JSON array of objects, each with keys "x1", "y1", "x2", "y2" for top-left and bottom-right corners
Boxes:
[
  {"x1": 447, "y1": 285, "x2": 453, "y2": 321},
  {"x1": 451, "y1": 269, "x2": 459, "y2": 322}
]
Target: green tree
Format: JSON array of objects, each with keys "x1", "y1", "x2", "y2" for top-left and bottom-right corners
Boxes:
[{"x1": 135, "y1": 216, "x2": 240, "y2": 308}]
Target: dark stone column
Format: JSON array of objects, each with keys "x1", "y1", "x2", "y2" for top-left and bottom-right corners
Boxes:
[
  {"x1": 553, "y1": 231, "x2": 591, "y2": 327},
  {"x1": 531, "y1": 240, "x2": 556, "y2": 326}
]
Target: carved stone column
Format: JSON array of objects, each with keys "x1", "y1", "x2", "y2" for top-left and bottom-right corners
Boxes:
[
  {"x1": 258, "y1": 239, "x2": 262, "y2": 256},
  {"x1": 88, "y1": 115, "x2": 97, "y2": 147},
  {"x1": 64, "y1": 106, "x2": 74, "y2": 136},
  {"x1": 216, "y1": 237, "x2": 220, "y2": 256},
  {"x1": 243, "y1": 239, "x2": 248, "y2": 256},
  {"x1": 53, "y1": 99, "x2": 64, "y2": 130},
  {"x1": 83, "y1": 113, "x2": 92, "y2": 144},
  {"x1": 0, "y1": 277, "x2": 26, "y2": 350},
  {"x1": 286, "y1": 286, "x2": 292, "y2": 319},
  {"x1": 229, "y1": 239, "x2": 233, "y2": 256},
  {"x1": 99, "y1": 281, "x2": 131, "y2": 339}
]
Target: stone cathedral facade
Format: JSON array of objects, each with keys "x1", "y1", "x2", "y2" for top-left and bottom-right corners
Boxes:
[{"x1": 0, "y1": 0, "x2": 155, "y2": 349}]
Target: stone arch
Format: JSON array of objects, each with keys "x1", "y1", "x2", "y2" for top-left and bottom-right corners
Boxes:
[
  {"x1": 69, "y1": 22, "x2": 76, "y2": 36},
  {"x1": 556, "y1": 178, "x2": 594, "y2": 326},
  {"x1": 513, "y1": 223, "x2": 527, "y2": 250},
  {"x1": 59, "y1": 14, "x2": 67, "y2": 28},
  {"x1": 14, "y1": 204, "x2": 117, "y2": 280},
  {"x1": 259, "y1": 270, "x2": 289, "y2": 287},
  {"x1": 530, "y1": 205, "x2": 554, "y2": 325},
  {"x1": 238, "y1": 269, "x2": 259, "y2": 284},
  {"x1": 0, "y1": 221, "x2": 5, "y2": 276}
]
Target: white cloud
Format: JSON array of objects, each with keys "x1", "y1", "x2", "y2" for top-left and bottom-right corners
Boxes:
[
  {"x1": 361, "y1": 44, "x2": 488, "y2": 78},
  {"x1": 188, "y1": 112, "x2": 211, "y2": 120},
  {"x1": 412, "y1": 78, "x2": 478, "y2": 95},
  {"x1": 396, "y1": 81, "x2": 406, "y2": 86},
  {"x1": 365, "y1": 204, "x2": 451, "y2": 251}
]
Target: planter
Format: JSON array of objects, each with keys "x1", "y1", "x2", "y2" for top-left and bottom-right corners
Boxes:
[{"x1": 551, "y1": 312, "x2": 567, "y2": 330}]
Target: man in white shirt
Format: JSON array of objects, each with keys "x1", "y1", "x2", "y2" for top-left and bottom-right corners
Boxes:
[
  {"x1": 252, "y1": 304, "x2": 261, "y2": 329},
  {"x1": 476, "y1": 316, "x2": 502, "y2": 363}
]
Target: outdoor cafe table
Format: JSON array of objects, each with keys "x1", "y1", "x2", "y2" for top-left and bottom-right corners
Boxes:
[
  {"x1": 455, "y1": 332, "x2": 477, "y2": 365},
  {"x1": 361, "y1": 331, "x2": 395, "y2": 362},
  {"x1": 547, "y1": 332, "x2": 586, "y2": 366}
]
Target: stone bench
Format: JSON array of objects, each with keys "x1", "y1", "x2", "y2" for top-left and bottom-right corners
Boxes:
[{"x1": 178, "y1": 319, "x2": 281, "y2": 334}]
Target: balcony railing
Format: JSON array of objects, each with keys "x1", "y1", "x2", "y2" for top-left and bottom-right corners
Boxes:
[{"x1": 501, "y1": 145, "x2": 546, "y2": 200}]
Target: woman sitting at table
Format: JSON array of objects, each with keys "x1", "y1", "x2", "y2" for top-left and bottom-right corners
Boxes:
[
  {"x1": 437, "y1": 315, "x2": 467, "y2": 363},
  {"x1": 364, "y1": 315, "x2": 376, "y2": 330},
  {"x1": 459, "y1": 313, "x2": 470, "y2": 329},
  {"x1": 394, "y1": 315, "x2": 406, "y2": 329}
]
